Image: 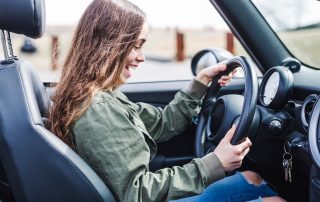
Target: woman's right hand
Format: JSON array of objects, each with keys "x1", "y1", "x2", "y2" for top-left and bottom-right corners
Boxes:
[{"x1": 213, "y1": 125, "x2": 252, "y2": 172}]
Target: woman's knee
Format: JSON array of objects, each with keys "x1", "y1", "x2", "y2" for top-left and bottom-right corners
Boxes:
[
  {"x1": 262, "y1": 196, "x2": 287, "y2": 202},
  {"x1": 241, "y1": 170, "x2": 264, "y2": 186}
]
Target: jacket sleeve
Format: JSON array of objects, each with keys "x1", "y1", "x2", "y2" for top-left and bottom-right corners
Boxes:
[
  {"x1": 132, "y1": 79, "x2": 208, "y2": 142},
  {"x1": 73, "y1": 98, "x2": 225, "y2": 202}
]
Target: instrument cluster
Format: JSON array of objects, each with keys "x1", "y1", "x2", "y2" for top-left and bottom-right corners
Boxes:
[{"x1": 258, "y1": 66, "x2": 293, "y2": 109}]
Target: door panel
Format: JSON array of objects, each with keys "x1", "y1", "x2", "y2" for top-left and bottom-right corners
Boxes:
[{"x1": 120, "y1": 80, "x2": 190, "y2": 105}]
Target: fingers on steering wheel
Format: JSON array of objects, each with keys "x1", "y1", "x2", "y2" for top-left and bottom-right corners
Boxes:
[
  {"x1": 233, "y1": 147, "x2": 250, "y2": 164},
  {"x1": 240, "y1": 147, "x2": 250, "y2": 159},
  {"x1": 224, "y1": 125, "x2": 237, "y2": 141},
  {"x1": 231, "y1": 161, "x2": 242, "y2": 169},
  {"x1": 234, "y1": 138, "x2": 252, "y2": 155},
  {"x1": 217, "y1": 64, "x2": 227, "y2": 72},
  {"x1": 231, "y1": 68, "x2": 238, "y2": 76},
  {"x1": 218, "y1": 73, "x2": 234, "y2": 86},
  {"x1": 220, "y1": 75, "x2": 231, "y2": 80}
]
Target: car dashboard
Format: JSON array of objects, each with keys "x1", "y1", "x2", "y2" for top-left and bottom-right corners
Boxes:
[{"x1": 233, "y1": 63, "x2": 320, "y2": 201}]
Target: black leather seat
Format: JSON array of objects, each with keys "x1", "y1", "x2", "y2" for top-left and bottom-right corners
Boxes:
[{"x1": 0, "y1": 0, "x2": 116, "y2": 201}]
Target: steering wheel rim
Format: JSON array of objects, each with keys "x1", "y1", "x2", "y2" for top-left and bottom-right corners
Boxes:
[
  {"x1": 308, "y1": 96, "x2": 320, "y2": 168},
  {"x1": 195, "y1": 56, "x2": 258, "y2": 158}
]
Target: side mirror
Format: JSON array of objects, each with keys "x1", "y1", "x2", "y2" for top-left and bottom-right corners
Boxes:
[{"x1": 191, "y1": 48, "x2": 234, "y2": 76}]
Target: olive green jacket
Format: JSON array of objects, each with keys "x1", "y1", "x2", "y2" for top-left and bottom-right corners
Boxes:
[{"x1": 73, "y1": 79, "x2": 225, "y2": 202}]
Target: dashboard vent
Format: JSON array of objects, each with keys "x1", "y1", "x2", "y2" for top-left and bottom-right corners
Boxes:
[{"x1": 301, "y1": 94, "x2": 319, "y2": 129}]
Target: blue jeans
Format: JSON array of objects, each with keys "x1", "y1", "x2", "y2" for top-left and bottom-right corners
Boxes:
[{"x1": 170, "y1": 172, "x2": 277, "y2": 202}]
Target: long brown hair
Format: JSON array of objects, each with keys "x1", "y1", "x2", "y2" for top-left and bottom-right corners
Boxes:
[{"x1": 48, "y1": 0, "x2": 146, "y2": 147}]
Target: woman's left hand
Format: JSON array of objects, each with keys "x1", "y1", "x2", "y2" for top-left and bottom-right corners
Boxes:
[{"x1": 195, "y1": 63, "x2": 237, "y2": 86}]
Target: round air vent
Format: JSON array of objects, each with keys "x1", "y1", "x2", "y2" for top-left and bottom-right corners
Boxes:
[{"x1": 301, "y1": 94, "x2": 319, "y2": 129}]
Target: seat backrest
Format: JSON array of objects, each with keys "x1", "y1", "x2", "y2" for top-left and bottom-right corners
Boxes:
[{"x1": 0, "y1": 0, "x2": 116, "y2": 201}]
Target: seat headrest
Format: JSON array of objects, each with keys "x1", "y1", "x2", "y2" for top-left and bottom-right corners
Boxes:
[{"x1": 0, "y1": 0, "x2": 46, "y2": 39}]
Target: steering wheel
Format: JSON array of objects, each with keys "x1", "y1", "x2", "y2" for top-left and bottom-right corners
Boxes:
[
  {"x1": 309, "y1": 97, "x2": 320, "y2": 168},
  {"x1": 195, "y1": 56, "x2": 258, "y2": 158}
]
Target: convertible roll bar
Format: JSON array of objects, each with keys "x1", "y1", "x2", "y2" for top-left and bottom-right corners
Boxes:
[
  {"x1": 0, "y1": 30, "x2": 16, "y2": 60},
  {"x1": 0, "y1": 30, "x2": 9, "y2": 59}
]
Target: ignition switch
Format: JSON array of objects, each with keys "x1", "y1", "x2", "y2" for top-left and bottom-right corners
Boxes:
[{"x1": 268, "y1": 119, "x2": 282, "y2": 135}]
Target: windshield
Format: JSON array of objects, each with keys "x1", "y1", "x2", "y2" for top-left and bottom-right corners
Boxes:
[{"x1": 252, "y1": 0, "x2": 320, "y2": 69}]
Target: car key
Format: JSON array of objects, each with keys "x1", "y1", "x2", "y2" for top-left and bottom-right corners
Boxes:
[
  {"x1": 287, "y1": 158, "x2": 292, "y2": 182},
  {"x1": 283, "y1": 142, "x2": 293, "y2": 182},
  {"x1": 282, "y1": 158, "x2": 289, "y2": 181}
]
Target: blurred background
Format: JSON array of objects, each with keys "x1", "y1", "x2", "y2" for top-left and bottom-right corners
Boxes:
[
  {"x1": 3, "y1": 0, "x2": 248, "y2": 83},
  {"x1": 2, "y1": 0, "x2": 320, "y2": 82}
]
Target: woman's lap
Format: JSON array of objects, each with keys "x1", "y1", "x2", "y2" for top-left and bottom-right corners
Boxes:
[{"x1": 170, "y1": 172, "x2": 277, "y2": 202}]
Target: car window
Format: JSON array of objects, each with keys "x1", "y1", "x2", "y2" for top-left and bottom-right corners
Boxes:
[
  {"x1": 252, "y1": 0, "x2": 320, "y2": 69},
  {"x1": 0, "y1": 0, "x2": 260, "y2": 83}
]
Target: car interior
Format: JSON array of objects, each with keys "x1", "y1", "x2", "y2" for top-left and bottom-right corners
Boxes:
[{"x1": 0, "y1": 0, "x2": 320, "y2": 202}]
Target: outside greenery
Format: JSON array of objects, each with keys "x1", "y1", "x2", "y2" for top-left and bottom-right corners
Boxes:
[
  {"x1": 253, "y1": 0, "x2": 320, "y2": 69},
  {"x1": 280, "y1": 29, "x2": 320, "y2": 68}
]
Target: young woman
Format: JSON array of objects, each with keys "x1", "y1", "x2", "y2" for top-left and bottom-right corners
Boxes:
[{"x1": 48, "y1": 0, "x2": 285, "y2": 201}]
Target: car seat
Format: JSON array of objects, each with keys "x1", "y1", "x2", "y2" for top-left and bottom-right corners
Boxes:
[{"x1": 0, "y1": 0, "x2": 116, "y2": 201}]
